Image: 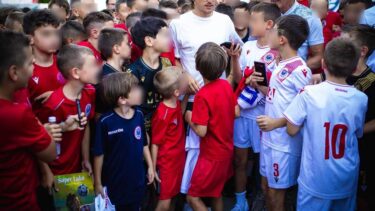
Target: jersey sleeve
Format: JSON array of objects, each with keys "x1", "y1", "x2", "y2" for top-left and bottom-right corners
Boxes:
[
  {"x1": 191, "y1": 95, "x2": 209, "y2": 126},
  {"x1": 307, "y1": 15, "x2": 324, "y2": 46},
  {"x1": 151, "y1": 114, "x2": 168, "y2": 145},
  {"x1": 93, "y1": 118, "x2": 106, "y2": 156},
  {"x1": 356, "y1": 95, "x2": 369, "y2": 138},
  {"x1": 291, "y1": 67, "x2": 312, "y2": 92},
  {"x1": 169, "y1": 20, "x2": 181, "y2": 59},
  {"x1": 239, "y1": 44, "x2": 248, "y2": 71},
  {"x1": 283, "y1": 90, "x2": 308, "y2": 126}
]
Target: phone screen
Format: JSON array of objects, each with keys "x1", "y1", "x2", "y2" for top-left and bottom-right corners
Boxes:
[{"x1": 254, "y1": 61, "x2": 268, "y2": 86}]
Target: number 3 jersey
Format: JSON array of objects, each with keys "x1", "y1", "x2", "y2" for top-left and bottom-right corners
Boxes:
[
  {"x1": 263, "y1": 56, "x2": 311, "y2": 155},
  {"x1": 284, "y1": 81, "x2": 367, "y2": 199}
]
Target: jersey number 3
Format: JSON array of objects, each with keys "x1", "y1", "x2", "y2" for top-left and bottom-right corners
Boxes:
[{"x1": 324, "y1": 122, "x2": 348, "y2": 160}]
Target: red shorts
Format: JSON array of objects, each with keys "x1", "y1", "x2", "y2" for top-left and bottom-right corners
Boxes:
[
  {"x1": 188, "y1": 156, "x2": 233, "y2": 198},
  {"x1": 158, "y1": 162, "x2": 184, "y2": 200}
]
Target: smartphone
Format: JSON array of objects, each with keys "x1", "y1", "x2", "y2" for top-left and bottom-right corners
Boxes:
[
  {"x1": 220, "y1": 42, "x2": 232, "y2": 49},
  {"x1": 254, "y1": 61, "x2": 268, "y2": 86},
  {"x1": 75, "y1": 99, "x2": 83, "y2": 127}
]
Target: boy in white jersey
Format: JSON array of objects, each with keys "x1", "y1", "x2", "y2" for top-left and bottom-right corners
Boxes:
[
  {"x1": 255, "y1": 15, "x2": 311, "y2": 211},
  {"x1": 232, "y1": 3, "x2": 281, "y2": 211},
  {"x1": 284, "y1": 38, "x2": 367, "y2": 211}
]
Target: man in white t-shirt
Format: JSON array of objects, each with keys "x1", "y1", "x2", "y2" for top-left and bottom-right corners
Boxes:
[
  {"x1": 284, "y1": 38, "x2": 367, "y2": 211},
  {"x1": 169, "y1": 0, "x2": 243, "y2": 198}
]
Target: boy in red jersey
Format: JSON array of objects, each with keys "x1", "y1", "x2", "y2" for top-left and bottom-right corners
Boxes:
[
  {"x1": 22, "y1": 9, "x2": 65, "y2": 115},
  {"x1": 151, "y1": 67, "x2": 188, "y2": 211},
  {"x1": 0, "y1": 31, "x2": 56, "y2": 210},
  {"x1": 185, "y1": 42, "x2": 239, "y2": 211},
  {"x1": 37, "y1": 44, "x2": 100, "y2": 209},
  {"x1": 79, "y1": 11, "x2": 114, "y2": 64}
]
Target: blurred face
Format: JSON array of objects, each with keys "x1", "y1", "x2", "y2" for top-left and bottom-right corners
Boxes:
[
  {"x1": 119, "y1": 35, "x2": 131, "y2": 59},
  {"x1": 117, "y1": 3, "x2": 131, "y2": 22},
  {"x1": 343, "y1": 3, "x2": 366, "y2": 24},
  {"x1": 50, "y1": 4, "x2": 69, "y2": 21},
  {"x1": 17, "y1": 46, "x2": 34, "y2": 88},
  {"x1": 78, "y1": 54, "x2": 100, "y2": 84},
  {"x1": 150, "y1": 27, "x2": 171, "y2": 53},
  {"x1": 267, "y1": 0, "x2": 294, "y2": 13},
  {"x1": 194, "y1": 0, "x2": 217, "y2": 16},
  {"x1": 148, "y1": 0, "x2": 160, "y2": 9},
  {"x1": 310, "y1": 0, "x2": 328, "y2": 20},
  {"x1": 268, "y1": 25, "x2": 281, "y2": 50},
  {"x1": 73, "y1": 0, "x2": 97, "y2": 20},
  {"x1": 126, "y1": 85, "x2": 143, "y2": 106},
  {"x1": 250, "y1": 11, "x2": 268, "y2": 37},
  {"x1": 131, "y1": 0, "x2": 148, "y2": 13},
  {"x1": 161, "y1": 8, "x2": 180, "y2": 22},
  {"x1": 234, "y1": 8, "x2": 250, "y2": 32},
  {"x1": 107, "y1": 0, "x2": 116, "y2": 10},
  {"x1": 32, "y1": 25, "x2": 60, "y2": 54}
]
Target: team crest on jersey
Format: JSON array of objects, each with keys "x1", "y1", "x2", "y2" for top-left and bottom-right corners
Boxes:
[
  {"x1": 32, "y1": 76, "x2": 39, "y2": 84},
  {"x1": 56, "y1": 72, "x2": 66, "y2": 84},
  {"x1": 134, "y1": 126, "x2": 142, "y2": 140},
  {"x1": 279, "y1": 68, "x2": 289, "y2": 79},
  {"x1": 85, "y1": 104, "x2": 91, "y2": 116},
  {"x1": 264, "y1": 53, "x2": 275, "y2": 63}
]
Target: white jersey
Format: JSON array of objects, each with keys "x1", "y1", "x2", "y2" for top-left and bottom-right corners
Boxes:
[
  {"x1": 263, "y1": 56, "x2": 311, "y2": 155},
  {"x1": 170, "y1": 11, "x2": 243, "y2": 102},
  {"x1": 238, "y1": 40, "x2": 278, "y2": 119},
  {"x1": 284, "y1": 81, "x2": 367, "y2": 199}
]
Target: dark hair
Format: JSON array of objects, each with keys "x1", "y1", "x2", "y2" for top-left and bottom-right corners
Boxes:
[
  {"x1": 345, "y1": 0, "x2": 372, "y2": 8},
  {"x1": 215, "y1": 3, "x2": 234, "y2": 20},
  {"x1": 0, "y1": 7, "x2": 20, "y2": 25},
  {"x1": 234, "y1": 2, "x2": 249, "y2": 11},
  {"x1": 48, "y1": 0, "x2": 70, "y2": 15},
  {"x1": 160, "y1": 0, "x2": 179, "y2": 9},
  {"x1": 101, "y1": 72, "x2": 139, "y2": 107},
  {"x1": 126, "y1": 12, "x2": 142, "y2": 29},
  {"x1": 177, "y1": 0, "x2": 193, "y2": 14},
  {"x1": 82, "y1": 11, "x2": 113, "y2": 34},
  {"x1": 195, "y1": 42, "x2": 228, "y2": 81},
  {"x1": 0, "y1": 31, "x2": 31, "y2": 82},
  {"x1": 251, "y1": 2, "x2": 281, "y2": 22},
  {"x1": 248, "y1": 1, "x2": 261, "y2": 11},
  {"x1": 57, "y1": 44, "x2": 93, "y2": 79},
  {"x1": 99, "y1": 28, "x2": 127, "y2": 60},
  {"x1": 23, "y1": 9, "x2": 60, "y2": 35},
  {"x1": 131, "y1": 17, "x2": 167, "y2": 49},
  {"x1": 5, "y1": 12, "x2": 25, "y2": 30},
  {"x1": 275, "y1": 15, "x2": 309, "y2": 51},
  {"x1": 141, "y1": 8, "x2": 168, "y2": 19},
  {"x1": 60, "y1": 20, "x2": 86, "y2": 45},
  {"x1": 342, "y1": 24, "x2": 375, "y2": 58},
  {"x1": 324, "y1": 37, "x2": 360, "y2": 77},
  {"x1": 101, "y1": 9, "x2": 114, "y2": 18}
]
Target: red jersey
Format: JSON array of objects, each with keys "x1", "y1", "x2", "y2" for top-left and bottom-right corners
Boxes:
[
  {"x1": 28, "y1": 56, "x2": 65, "y2": 114},
  {"x1": 78, "y1": 40, "x2": 103, "y2": 64},
  {"x1": 323, "y1": 11, "x2": 342, "y2": 45},
  {"x1": 38, "y1": 85, "x2": 96, "y2": 175},
  {"x1": 160, "y1": 45, "x2": 176, "y2": 66},
  {"x1": 0, "y1": 99, "x2": 51, "y2": 210},
  {"x1": 192, "y1": 79, "x2": 236, "y2": 161},
  {"x1": 152, "y1": 101, "x2": 186, "y2": 167}
]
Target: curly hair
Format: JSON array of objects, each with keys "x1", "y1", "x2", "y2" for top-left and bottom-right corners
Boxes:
[{"x1": 23, "y1": 9, "x2": 60, "y2": 35}]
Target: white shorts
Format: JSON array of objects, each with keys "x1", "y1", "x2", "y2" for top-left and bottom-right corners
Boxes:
[
  {"x1": 181, "y1": 148, "x2": 200, "y2": 194},
  {"x1": 234, "y1": 117, "x2": 261, "y2": 153},
  {"x1": 260, "y1": 144, "x2": 300, "y2": 189},
  {"x1": 297, "y1": 185, "x2": 356, "y2": 211}
]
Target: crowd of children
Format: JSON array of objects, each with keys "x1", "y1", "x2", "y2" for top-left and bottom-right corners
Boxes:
[{"x1": 0, "y1": 0, "x2": 374, "y2": 211}]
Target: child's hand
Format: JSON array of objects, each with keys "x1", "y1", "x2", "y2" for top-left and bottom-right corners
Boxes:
[
  {"x1": 224, "y1": 43, "x2": 241, "y2": 58},
  {"x1": 41, "y1": 168, "x2": 59, "y2": 195},
  {"x1": 95, "y1": 184, "x2": 105, "y2": 198},
  {"x1": 154, "y1": 171, "x2": 161, "y2": 183},
  {"x1": 44, "y1": 123, "x2": 62, "y2": 142},
  {"x1": 147, "y1": 167, "x2": 155, "y2": 185},
  {"x1": 63, "y1": 112, "x2": 87, "y2": 132},
  {"x1": 186, "y1": 73, "x2": 200, "y2": 94},
  {"x1": 245, "y1": 72, "x2": 264, "y2": 88},
  {"x1": 256, "y1": 115, "x2": 277, "y2": 132},
  {"x1": 82, "y1": 160, "x2": 93, "y2": 176}
]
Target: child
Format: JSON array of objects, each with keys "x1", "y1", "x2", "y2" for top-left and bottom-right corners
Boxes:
[
  {"x1": 255, "y1": 15, "x2": 311, "y2": 211},
  {"x1": 37, "y1": 44, "x2": 100, "y2": 209},
  {"x1": 159, "y1": 0, "x2": 180, "y2": 22},
  {"x1": 186, "y1": 42, "x2": 238, "y2": 210},
  {"x1": 23, "y1": 9, "x2": 64, "y2": 116},
  {"x1": 343, "y1": 0, "x2": 372, "y2": 25},
  {"x1": 233, "y1": 2, "x2": 251, "y2": 43},
  {"x1": 4, "y1": 11, "x2": 25, "y2": 33},
  {"x1": 342, "y1": 24, "x2": 375, "y2": 210},
  {"x1": 48, "y1": 0, "x2": 70, "y2": 22},
  {"x1": 151, "y1": 67, "x2": 188, "y2": 211},
  {"x1": 93, "y1": 72, "x2": 154, "y2": 210},
  {"x1": 231, "y1": 3, "x2": 281, "y2": 211},
  {"x1": 70, "y1": 0, "x2": 97, "y2": 23},
  {"x1": 128, "y1": 17, "x2": 172, "y2": 133},
  {"x1": 60, "y1": 20, "x2": 87, "y2": 45},
  {"x1": 96, "y1": 28, "x2": 131, "y2": 114},
  {"x1": 284, "y1": 38, "x2": 367, "y2": 211},
  {"x1": 0, "y1": 30, "x2": 56, "y2": 211},
  {"x1": 79, "y1": 11, "x2": 114, "y2": 64}
]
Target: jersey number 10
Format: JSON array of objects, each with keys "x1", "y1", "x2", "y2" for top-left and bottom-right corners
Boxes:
[{"x1": 324, "y1": 122, "x2": 348, "y2": 160}]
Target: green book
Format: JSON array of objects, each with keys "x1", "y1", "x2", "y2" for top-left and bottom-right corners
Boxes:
[{"x1": 53, "y1": 172, "x2": 95, "y2": 211}]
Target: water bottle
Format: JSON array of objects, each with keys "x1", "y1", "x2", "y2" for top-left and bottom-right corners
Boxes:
[{"x1": 48, "y1": 116, "x2": 60, "y2": 157}]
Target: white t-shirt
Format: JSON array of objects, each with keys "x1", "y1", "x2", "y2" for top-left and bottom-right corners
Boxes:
[
  {"x1": 284, "y1": 81, "x2": 368, "y2": 199},
  {"x1": 170, "y1": 11, "x2": 243, "y2": 101},
  {"x1": 262, "y1": 56, "x2": 311, "y2": 155},
  {"x1": 239, "y1": 40, "x2": 278, "y2": 119}
]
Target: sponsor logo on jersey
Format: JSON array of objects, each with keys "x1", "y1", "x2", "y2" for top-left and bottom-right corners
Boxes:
[
  {"x1": 134, "y1": 126, "x2": 142, "y2": 140},
  {"x1": 32, "y1": 76, "x2": 39, "y2": 84},
  {"x1": 108, "y1": 128, "x2": 124, "y2": 135}
]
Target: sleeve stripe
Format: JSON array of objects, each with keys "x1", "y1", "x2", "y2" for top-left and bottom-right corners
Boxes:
[{"x1": 283, "y1": 113, "x2": 302, "y2": 126}]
